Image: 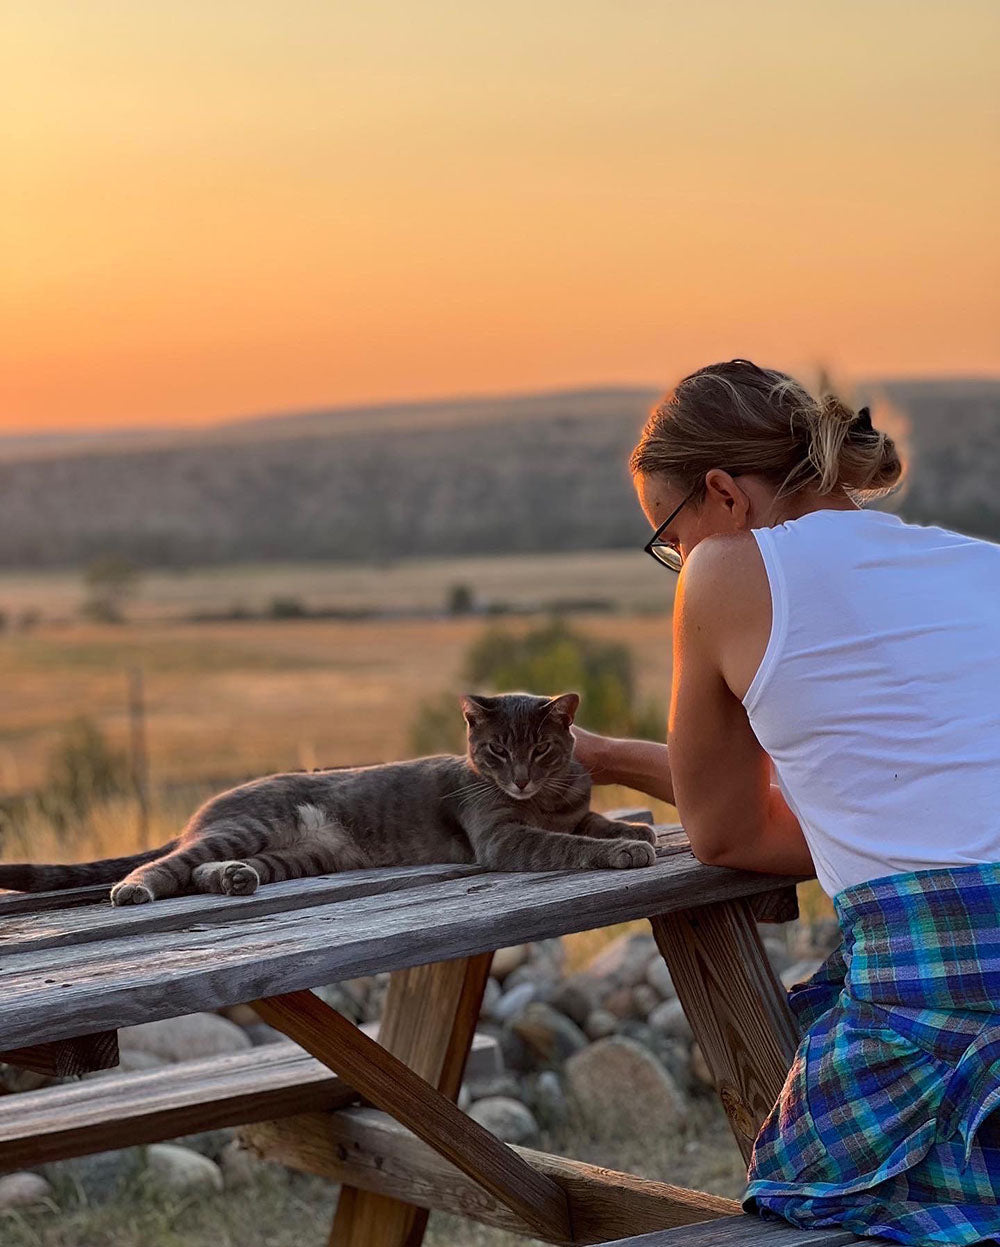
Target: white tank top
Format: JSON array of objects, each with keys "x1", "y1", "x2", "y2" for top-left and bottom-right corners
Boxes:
[{"x1": 742, "y1": 507, "x2": 1000, "y2": 898}]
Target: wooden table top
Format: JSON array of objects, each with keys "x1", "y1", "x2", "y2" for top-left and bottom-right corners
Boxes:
[{"x1": 0, "y1": 826, "x2": 805, "y2": 1050}]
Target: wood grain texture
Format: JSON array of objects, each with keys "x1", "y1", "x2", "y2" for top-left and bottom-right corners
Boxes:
[
  {"x1": 0, "y1": 883, "x2": 109, "y2": 916},
  {"x1": 252, "y1": 990, "x2": 572, "y2": 1243},
  {"x1": 0, "y1": 845, "x2": 806, "y2": 1051},
  {"x1": 747, "y1": 887, "x2": 800, "y2": 925},
  {"x1": 0, "y1": 1033, "x2": 498, "y2": 1170},
  {"x1": 328, "y1": 953, "x2": 492, "y2": 1247},
  {"x1": 243, "y1": 1107, "x2": 738, "y2": 1245},
  {"x1": 650, "y1": 900, "x2": 800, "y2": 1162},
  {"x1": 0, "y1": 863, "x2": 485, "y2": 954},
  {"x1": 0, "y1": 1031, "x2": 118, "y2": 1077},
  {"x1": 596, "y1": 1218, "x2": 867, "y2": 1245}
]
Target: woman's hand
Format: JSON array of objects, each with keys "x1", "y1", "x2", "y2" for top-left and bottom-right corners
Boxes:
[
  {"x1": 570, "y1": 728, "x2": 676, "y2": 805},
  {"x1": 569, "y1": 726, "x2": 621, "y2": 785}
]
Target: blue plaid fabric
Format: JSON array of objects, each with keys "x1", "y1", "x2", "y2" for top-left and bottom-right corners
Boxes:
[{"x1": 743, "y1": 860, "x2": 1000, "y2": 1245}]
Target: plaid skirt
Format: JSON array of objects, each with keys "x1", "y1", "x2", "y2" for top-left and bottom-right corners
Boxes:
[{"x1": 743, "y1": 861, "x2": 1000, "y2": 1246}]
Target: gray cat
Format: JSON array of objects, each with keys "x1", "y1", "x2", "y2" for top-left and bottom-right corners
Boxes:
[{"x1": 0, "y1": 693, "x2": 657, "y2": 906}]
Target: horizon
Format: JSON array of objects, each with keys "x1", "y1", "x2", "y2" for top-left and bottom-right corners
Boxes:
[
  {"x1": 3, "y1": 371, "x2": 1000, "y2": 446},
  {"x1": 4, "y1": 2, "x2": 999, "y2": 435}
]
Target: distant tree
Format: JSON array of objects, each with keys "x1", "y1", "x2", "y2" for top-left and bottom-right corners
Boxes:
[
  {"x1": 82, "y1": 555, "x2": 141, "y2": 623},
  {"x1": 446, "y1": 583, "x2": 476, "y2": 616},
  {"x1": 410, "y1": 619, "x2": 662, "y2": 755},
  {"x1": 39, "y1": 717, "x2": 130, "y2": 832},
  {"x1": 269, "y1": 596, "x2": 307, "y2": 619}
]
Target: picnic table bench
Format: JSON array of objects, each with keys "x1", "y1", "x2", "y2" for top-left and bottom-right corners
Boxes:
[{"x1": 0, "y1": 819, "x2": 861, "y2": 1246}]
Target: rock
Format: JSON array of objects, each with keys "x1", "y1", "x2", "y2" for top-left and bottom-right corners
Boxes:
[
  {"x1": 0, "y1": 1063, "x2": 54, "y2": 1093},
  {"x1": 690, "y1": 1042, "x2": 715, "y2": 1089},
  {"x1": 781, "y1": 959, "x2": 823, "y2": 990},
  {"x1": 468, "y1": 1097, "x2": 540, "y2": 1146},
  {"x1": 529, "y1": 938, "x2": 567, "y2": 974},
  {"x1": 492, "y1": 981, "x2": 539, "y2": 1023},
  {"x1": 43, "y1": 1148, "x2": 144, "y2": 1203},
  {"x1": 618, "y1": 1024, "x2": 692, "y2": 1092},
  {"x1": 507, "y1": 1003, "x2": 588, "y2": 1068},
  {"x1": 602, "y1": 987, "x2": 642, "y2": 1020},
  {"x1": 479, "y1": 976, "x2": 502, "y2": 1020},
  {"x1": 532, "y1": 1070, "x2": 569, "y2": 1127},
  {"x1": 565, "y1": 1037, "x2": 688, "y2": 1135},
  {"x1": 462, "y1": 1072, "x2": 522, "y2": 1102},
  {"x1": 219, "y1": 1003, "x2": 259, "y2": 1028},
  {"x1": 491, "y1": 945, "x2": 529, "y2": 981},
  {"x1": 457, "y1": 1083, "x2": 472, "y2": 1111},
  {"x1": 761, "y1": 937, "x2": 793, "y2": 976},
  {"x1": 548, "y1": 976, "x2": 597, "y2": 1028},
  {"x1": 583, "y1": 1009, "x2": 618, "y2": 1040},
  {"x1": 119, "y1": 1013, "x2": 251, "y2": 1063},
  {"x1": 218, "y1": 1139, "x2": 272, "y2": 1189},
  {"x1": 244, "y1": 1022, "x2": 286, "y2": 1047},
  {"x1": 584, "y1": 933, "x2": 656, "y2": 987},
  {"x1": 313, "y1": 984, "x2": 364, "y2": 1021},
  {"x1": 631, "y1": 984, "x2": 660, "y2": 1020},
  {"x1": 144, "y1": 1144, "x2": 224, "y2": 1194},
  {"x1": 648, "y1": 998, "x2": 692, "y2": 1042},
  {"x1": 502, "y1": 964, "x2": 556, "y2": 998},
  {"x1": 170, "y1": 1128, "x2": 236, "y2": 1160},
  {"x1": 0, "y1": 1172, "x2": 53, "y2": 1209},
  {"x1": 645, "y1": 957, "x2": 675, "y2": 1000}
]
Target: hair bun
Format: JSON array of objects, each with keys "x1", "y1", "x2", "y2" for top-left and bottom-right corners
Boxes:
[{"x1": 851, "y1": 405, "x2": 874, "y2": 435}]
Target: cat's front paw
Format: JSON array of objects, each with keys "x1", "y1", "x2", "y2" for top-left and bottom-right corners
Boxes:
[
  {"x1": 110, "y1": 881, "x2": 154, "y2": 906},
  {"x1": 599, "y1": 840, "x2": 656, "y2": 869},
  {"x1": 220, "y1": 862, "x2": 259, "y2": 896},
  {"x1": 612, "y1": 820, "x2": 657, "y2": 846}
]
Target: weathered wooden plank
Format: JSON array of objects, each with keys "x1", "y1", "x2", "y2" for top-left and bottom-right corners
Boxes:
[
  {"x1": 0, "y1": 863, "x2": 487, "y2": 954},
  {"x1": 650, "y1": 900, "x2": 800, "y2": 1163},
  {"x1": 0, "y1": 1033, "x2": 499, "y2": 1170},
  {"x1": 329, "y1": 954, "x2": 492, "y2": 1247},
  {"x1": 0, "y1": 1030, "x2": 118, "y2": 1077},
  {"x1": 748, "y1": 887, "x2": 800, "y2": 925},
  {"x1": 597, "y1": 1218, "x2": 867, "y2": 1245},
  {"x1": 0, "y1": 833, "x2": 689, "y2": 954},
  {"x1": 0, "y1": 854, "x2": 806, "y2": 1051},
  {"x1": 0, "y1": 883, "x2": 110, "y2": 916},
  {"x1": 253, "y1": 990, "x2": 573, "y2": 1242},
  {"x1": 244, "y1": 1107, "x2": 739, "y2": 1245}
]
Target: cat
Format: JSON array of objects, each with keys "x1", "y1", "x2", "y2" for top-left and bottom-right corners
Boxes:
[{"x1": 0, "y1": 692, "x2": 657, "y2": 906}]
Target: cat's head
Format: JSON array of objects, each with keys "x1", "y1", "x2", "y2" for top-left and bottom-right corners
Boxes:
[{"x1": 460, "y1": 691, "x2": 580, "y2": 800}]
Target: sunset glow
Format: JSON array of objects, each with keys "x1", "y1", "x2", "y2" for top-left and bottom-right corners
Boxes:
[{"x1": 3, "y1": 1, "x2": 999, "y2": 433}]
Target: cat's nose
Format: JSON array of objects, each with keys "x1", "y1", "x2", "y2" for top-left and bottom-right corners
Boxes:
[{"x1": 514, "y1": 775, "x2": 529, "y2": 790}]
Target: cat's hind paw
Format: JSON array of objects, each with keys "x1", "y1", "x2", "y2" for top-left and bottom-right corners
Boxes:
[
  {"x1": 110, "y1": 881, "x2": 154, "y2": 906},
  {"x1": 220, "y1": 861, "x2": 260, "y2": 896},
  {"x1": 600, "y1": 840, "x2": 656, "y2": 870}
]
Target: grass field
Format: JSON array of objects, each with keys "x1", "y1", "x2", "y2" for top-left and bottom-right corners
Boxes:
[{"x1": 0, "y1": 549, "x2": 675, "y2": 624}]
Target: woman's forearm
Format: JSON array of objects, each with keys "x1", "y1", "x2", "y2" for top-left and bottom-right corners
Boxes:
[{"x1": 595, "y1": 737, "x2": 675, "y2": 806}]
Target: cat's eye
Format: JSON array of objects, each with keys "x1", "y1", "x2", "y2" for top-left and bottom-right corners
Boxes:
[
  {"x1": 485, "y1": 744, "x2": 507, "y2": 760},
  {"x1": 532, "y1": 744, "x2": 552, "y2": 759}
]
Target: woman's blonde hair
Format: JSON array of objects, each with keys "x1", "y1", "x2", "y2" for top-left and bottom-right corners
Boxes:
[{"x1": 630, "y1": 359, "x2": 905, "y2": 504}]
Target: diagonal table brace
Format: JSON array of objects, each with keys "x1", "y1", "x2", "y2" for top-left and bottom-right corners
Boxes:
[{"x1": 251, "y1": 988, "x2": 574, "y2": 1244}]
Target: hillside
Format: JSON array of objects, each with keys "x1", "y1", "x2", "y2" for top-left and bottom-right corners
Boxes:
[{"x1": 0, "y1": 380, "x2": 996, "y2": 569}]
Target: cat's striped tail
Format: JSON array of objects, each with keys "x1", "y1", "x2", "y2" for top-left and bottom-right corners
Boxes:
[{"x1": 0, "y1": 842, "x2": 178, "y2": 892}]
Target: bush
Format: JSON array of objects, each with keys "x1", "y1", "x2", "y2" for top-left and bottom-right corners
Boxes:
[
  {"x1": 410, "y1": 619, "x2": 662, "y2": 755},
  {"x1": 37, "y1": 717, "x2": 131, "y2": 834}
]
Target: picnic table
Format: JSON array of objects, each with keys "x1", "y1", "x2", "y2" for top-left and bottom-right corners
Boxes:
[{"x1": 0, "y1": 819, "x2": 816, "y2": 1246}]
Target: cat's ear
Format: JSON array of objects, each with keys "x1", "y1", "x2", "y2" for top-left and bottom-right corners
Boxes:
[
  {"x1": 461, "y1": 694, "x2": 493, "y2": 727},
  {"x1": 543, "y1": 693, "x2": 580, "y2": 728}
]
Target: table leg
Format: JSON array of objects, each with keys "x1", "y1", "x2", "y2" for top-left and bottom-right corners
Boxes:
[
  {"x1": 328, "y1": 953, "x2": 492, "y2": 1247},
  {"x1": 649, "y1": 897, "x2": 799, "y2": 1162}
]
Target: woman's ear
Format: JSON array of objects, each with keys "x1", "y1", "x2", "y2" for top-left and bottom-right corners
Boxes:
[{"x1": 544, "y1": 693, "x2": 580, "y2": 727}]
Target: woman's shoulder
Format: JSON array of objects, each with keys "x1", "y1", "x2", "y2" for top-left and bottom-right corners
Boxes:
[{"x1": 678, "y1": 533, "x2": 772, "y2": 703}]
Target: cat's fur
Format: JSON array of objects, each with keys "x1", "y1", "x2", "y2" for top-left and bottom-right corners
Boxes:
[{"x1": 0, "y1": 692, "x2": 656, "y2": 906}]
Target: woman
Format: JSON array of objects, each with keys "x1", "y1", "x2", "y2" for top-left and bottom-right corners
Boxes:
[{"x1": 572, "y1": 359, "x2": 1000, "y2": 1246}]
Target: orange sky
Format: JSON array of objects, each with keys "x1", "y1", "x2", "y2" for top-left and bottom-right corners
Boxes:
[{"x1": 3, "y1": 1, "x2": 998, "y2": 433}]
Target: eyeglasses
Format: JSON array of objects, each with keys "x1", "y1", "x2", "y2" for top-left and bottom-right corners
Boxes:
[{"x1": 642, "y1": 473, "x2": 741, "y2": 573}]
